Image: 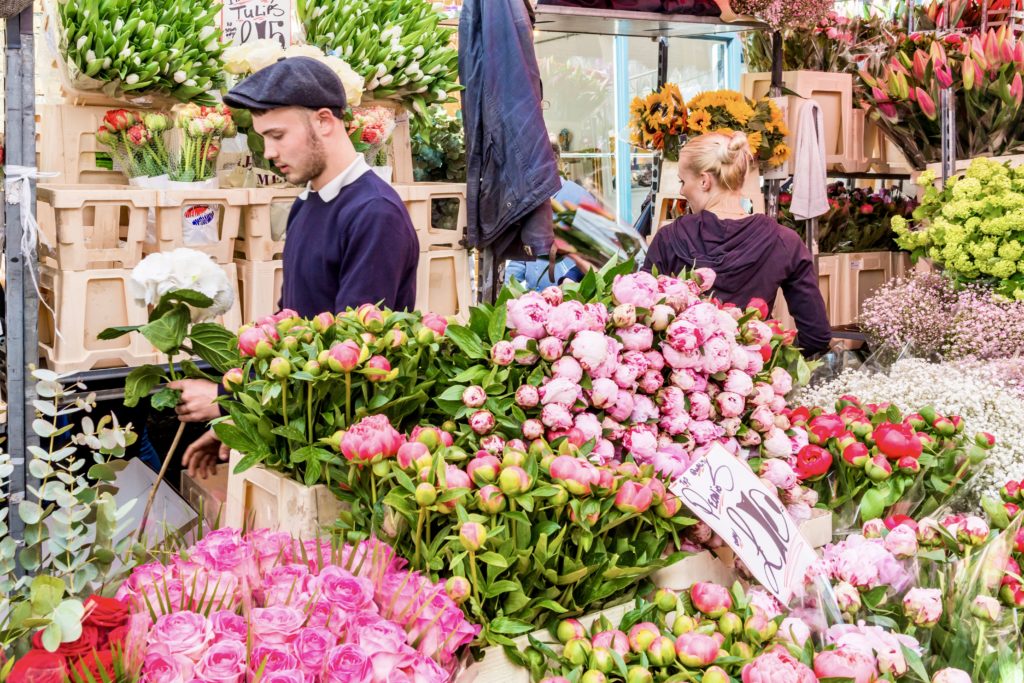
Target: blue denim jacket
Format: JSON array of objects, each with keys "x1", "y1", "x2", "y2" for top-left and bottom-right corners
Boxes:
[{"x1": 459, "y1": 0, "x2": 562, "y2": 260}]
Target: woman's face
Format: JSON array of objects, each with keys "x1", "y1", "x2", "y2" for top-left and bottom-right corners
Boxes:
[{"x1": 677, "y1": 159, "x2": 711, "y2": 214}]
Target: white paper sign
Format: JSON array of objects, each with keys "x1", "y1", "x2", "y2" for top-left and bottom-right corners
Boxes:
[
  {"x1": 668, "y1": 443, "x2": 817, "y2": 604},
  {"x1": 221, "y1": 0, "x2": 292, "y2": 48}
]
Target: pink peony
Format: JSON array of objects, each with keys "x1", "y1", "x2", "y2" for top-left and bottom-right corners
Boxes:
[
  {"x1": 638, "y1": 370, "x2": 664, "y2": 394},
  {"x1": 715, "y1": 391, "x2": 745, "y2": 418},
  {"x1": 693, "y1": 268, "x2": 716, "y2": 291},
  {"x1": 813, "y1": 648, "x2": 878, "y2": 683},
  {"x1": 551, "y1": 356, "x2": 584, "y2": 383},
  {"x1": 618, "y1": 324, "x2": 654, "y2": 352},
  {"x1": 570, "y1": 330, "x2": 610, "y2": 371},
  {"x1": 421, "y1": 311, "x2": 448, "y2": 336},
  {"x1": 932, "y1": 669, "x2": 972, "y2": 683},
  {"x1": 623, "y1": 427, "x2": 658, "y2": 460},
  {"x1": 506, "y1": 292, "x2": 551, "y2": 339},
  {"x1": 723, "y1": 369, "x2": 754, "y2": 397},
  {"x1": 340, "y1": 415, "x2": 403, "y2": 463},
  {"x1": 537, "y1": 336, "x2": 565, "y2": 362},
  {"x1": 490, "y1": 340, "x2": 515, "y2": 366},
  {"x1": 514, "y1": 384, "x2": 540, "y2": 408},
  {"x1": 545, "y1": 301, "x2": 587, "y2": 340},
  {"x1": 903, "y1": 588, "x2": 943, "y2": 627},
  {"x1": 777, "y1": 617, "x2": 811, "y2": 648},
  {"x1": 541, "y1": 404, "x2": 573, "y2": 431},
  {"x1": 742, "y1": 649, "x2": 816, "y2": 683},
  {"x1": 760, "y1": 459, "x2": 797, "y2": 490},
  {"x1": 762, "y1": 428, "x2": 792, "y2": 458},
  {"x1": 468, "y1": 410, "x2": 496, "y2": 435},
  {"x1": 631, "y1": 395, "x2": 659, "y2": 423},
  {"x1": 573, "y1": 412, "x2": 603, "y2": 444},
  {"x1": 540, "y1": 378, "x2": 581, "y2": 407},
  {"x1": 541, "y1": 285, "x2": 563, "y2": 306},
  {"x1": 770, "y1": 366, "x2": 793, "y2": 395},
  {"x1": 665, "y1": 319, "x2": 703, "y2": 353},
  {"x1": 589, "y1": 377, "x2": 619, "y2": 409},
  {"x1": 582, "y1": 303, "x2": 609, "y2": 331},
  {"x1": 511, "y1": 335, "x2": 538, "y2": 365},
  {"x1": 612, "y1": 272, "x2": 661, "y2": 309},
  {"x1": 674, "y1": 632, "x2": 720, "y2": 667},
  {"x1": 883, "y1": 525, "x2": 919, "y2": 559},
  {"x1": 688, "y1": 392, "x2": 712, "y2": 421},
  {"x1": 690, "y1": 582, "x2": 733, "y2": 618}
]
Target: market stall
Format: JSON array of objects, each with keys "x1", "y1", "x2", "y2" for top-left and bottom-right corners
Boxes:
[{"x1": 4, "y1": 0, "x2": 1024, "y2": 681}]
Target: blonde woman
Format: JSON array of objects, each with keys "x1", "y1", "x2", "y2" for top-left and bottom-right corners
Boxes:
[{"x1": 642, "y1": 131, "x2": 831, "y2": 357}]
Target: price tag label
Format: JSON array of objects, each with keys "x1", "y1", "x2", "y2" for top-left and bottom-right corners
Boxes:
[
  {"x1": 850, "y1": 259, "x2": 863, "y2": 270},
  {"x1": 221, "y1": 0, "x2": 292, "y2": 49},
  {"x1": 668, "y1": 443, "x2": 817, "y2": 604}
]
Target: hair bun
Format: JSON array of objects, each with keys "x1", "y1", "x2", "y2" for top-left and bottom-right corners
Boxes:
[{"x1": 727, "y1": 131, "x2": 749, "y2": 154}]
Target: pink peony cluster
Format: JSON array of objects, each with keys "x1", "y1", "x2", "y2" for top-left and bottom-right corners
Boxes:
[
  {"x1": 825, "y1": 622, "x2": 922, "y2": 678},
  {"x1": 123, "y1": 529, "x2": 479, "y2": 683},
  {"x1": 496, "y1": 271, "x2": 808, "y2": 520},
  {"x1": 815, "y1": 534, "x2": 915, "y2": 595}
]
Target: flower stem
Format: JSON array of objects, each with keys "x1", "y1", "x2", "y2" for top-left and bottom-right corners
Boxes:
[
  {"x1": 414, "y1": 507, "x2": 425, "y2": 567},
  {"x1": 306, "y1": 383, "x2": 313, "y2": 444},
  {"x1": 469, "y1": 550, "x2": 480, "y2": 604},
  {"x1": 345, "y1": 372, "x2": 352, "y2": 427},
  {"x1": 136, "y1": 421, "x2": 186, "y2": 542}
]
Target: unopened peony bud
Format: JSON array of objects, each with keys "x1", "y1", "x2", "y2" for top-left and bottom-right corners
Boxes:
[
  {"x1": 743, "y1": 614, "x2": 778, "y2": 643},
  {"x1": 628, "y1": 622, "x2": 660, "y2": 653},
  {"x1": 268, "y1": 357, "x2": 292, "y2": 379},
  {"x1": 654, "y1": 588, "x2": 678, "y2": 612},
  {"x1": 327, "y1": 341, "x2": 362, "y2": 372},
  {"x1": 612, "y1": 303, "x2": 637, "y2": 328},
  {"x1": 976, "y1": 432, "x2": 996, "y2": 449},
  {"x1": 717, "y1": 612, "x2": 742, "y2": 637},
  {"x1": 580, "y1": 671, "x2": 607, "y2": 683},
  {"x1": 498, "y1": 466, "x2": 531, "y2": 495},
  {"x1": 702, "y1": 666, "x2": 730, "y2": 683},
  {"x1": 476, "y1": 485, "x2": 507, "y2": 514},
  {"x1": 557, "y1": 619, "x2": 587, "y2": 644},
  {"x1": 671, "y1": 614, "x2": 697, "y2": 637},
  {"x1": 649, "y1": 304, "x2": 674, "y2": 331},
  {"x1": 469, "y1": 410, "x2": 496, "y2": 435},
  {"x1": 842, "y1": 442, "x2": 870, "y2": 467},
  {"x1": 458, "y1": 522, "x2": 487, "y2": 552},
  {"x1": 462, "y1": 385, "x2": 487, "y2": 408},
  {"x1": 674, "y1": 632, "x2": 719, "y2": 667},
  {"x1": 690, "y1": 582, "x2": 732, "y2": 618},
  {"x1": 445, "y1": 576, "x2": 471, "y2": 604},
  {"x1": 222, "y1": 367, "x2": 244, "y2": 392},
  {"x1": 589, "y1": 647, "x2": 616, "y2": 673},
  {"x1": 563, "y1": 637, "x2": 592, "y2": 665},
  {"x1": 625, "y1": 667, "x2": 653, "y2": 683},
  {"x1": 970, "y1": 595, "x2": 1001, "y2": 622},
  {"x1": 491, "y1": 340, "x2": 515, "y2": 366},
  {"x1": 646, "y1": 636, "x2": 676, "y2": 666},
  {"x1": 515, "y1": 384, "x2": 540, "y2": 408},
  {"x1": 538, "y1": 336, "x2": 564, "y2": 362},
  {"x1": 866, "y1": 454, "x2": 893, "y2": 481}
]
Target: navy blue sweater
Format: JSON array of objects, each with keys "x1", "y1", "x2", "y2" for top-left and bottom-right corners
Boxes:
[{"x1": 280, "y1": 172, "x2": 419, "y2": 316}]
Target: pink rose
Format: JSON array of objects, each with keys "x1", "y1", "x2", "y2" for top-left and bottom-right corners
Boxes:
[
  {"x1": 612, "y1": 272, "x2": 660, "y2": 309},
  {"x1": 142, "y1": 647, "x2": 193, "y2": 683},
  {"x1": 323, "y1": 643, "x2": 372, "y2": 679},
  {"x1": 250, "y1": 644, "x2": 300, "y2": 674},
  {"x1": 589, "y1": 377, "x2": 619, "y2": 409},
  {"x1": 246, "y1": 529, "x2": 293, "y2": 572},
  {"x1": 742, "y1": 649, "x2": 816, "y2": 683},
  {"x1": 551, "y1": 356, "x2": 584, "y2": 383},
  {"x1": 715, "y1": 391, "x2": 744, "y2": 418},
  {"x1": 190, "y1": 529, "x2": 256, "y2": 579},
  {"x1": 259, "y1": 672, "x2": 308, "y2": 683},
  {"x1": 537, "y1": 336, "x2": 565, "y2": 362},
  {"x1": 545, "y1": 301, "x2": 586, "y2": 340},
  {"x1": 147, "y1": 611, "x2": 212, "y2": 661},
  {"x1": 306, "y1": 601, "x2": 348, "y2": 637},
  {"x1": 617, "y1": 324, "x2": 654, "y2": 352},
  {"x1": 209, "y1": 611, "x2": 247, "y2": 642},
  {"x1": 540, "y1": 378, "x2": 580, "y2": 407},
  {"x1": 316, "y1": 567, "x2": 376, "y2": 613},
  {"x1": 252, "y1": 607, "x2": 305, "y2": 645},
  {"x1": 193, "y1": 639, "x2": 246, "y2": 683},
  {"x1": 506, "y1": 292, "x2": 551, "y2": 339},
  {"x1": 355, "y1": 617, "x2": 414, "y2": 680},
  {"x1": 813, "y1": 649, "x2": 878, "y2": 683}
]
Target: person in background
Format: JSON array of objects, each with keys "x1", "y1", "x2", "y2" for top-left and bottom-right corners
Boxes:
[
  {"x1": 173, "y1": 57, "x2": 420, "y2": 478},
  {"x1": 505, "y1": 142, "x2": 596, "y2": 290},
  {"x1": 642, "y1": 131, "x2": 832, "y2": 358}
]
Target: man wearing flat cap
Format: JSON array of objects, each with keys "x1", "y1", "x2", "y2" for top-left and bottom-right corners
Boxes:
[{"x1": 174, "y1": 56, "x2": 420, "y2": 477}]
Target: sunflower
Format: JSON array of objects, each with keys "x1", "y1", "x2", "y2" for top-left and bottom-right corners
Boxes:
[
  {"x1": 747, "y1": 132, "x2": 763, "y2": 155},
  {"x1": 688, "y1": 109, "x2": 712, "y2": 134},
  {"x1": 768, "y1": 142, "x2": 792, "y2": 167},
  {"x1": 724, "y1": 100, "x2": 754, "y2": 126}
]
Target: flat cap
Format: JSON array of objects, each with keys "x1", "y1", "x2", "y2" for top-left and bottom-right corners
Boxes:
[{"x1": 224, "y1": 56, "x2": 347, "y2": 115}]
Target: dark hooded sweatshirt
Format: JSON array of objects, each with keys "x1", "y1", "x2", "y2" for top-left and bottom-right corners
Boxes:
[{"x1": 642, "y1": 211, "x2": 832, "y2": 357}]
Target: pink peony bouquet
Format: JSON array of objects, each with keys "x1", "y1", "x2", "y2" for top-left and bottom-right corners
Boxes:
[
  {"x1": 350, "y1": 106, "x2": 397, "y2": 164},
  {"x1": 118, "y1": 529, "x2": 479, "y2": 682}
]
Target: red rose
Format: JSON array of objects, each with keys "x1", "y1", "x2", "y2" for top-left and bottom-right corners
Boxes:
[
  {"x1": 84, "y1": 595, "x2": 130, "y2": 630},
  {"x1": 795, "y1": 445, "x2": 833, "y2": 480},
  {"x1": 33, "y1": 625, "x2": 101, "y2": 659},
  {"x1": 106, "y1": 626, "x2": 129, "y2": 648},
  {"x1": 7, "y1": 650, "x2": 66, "y2": 683},
  {"x1": 69, "y1": 650, "x2": 115, "y2": 683}
]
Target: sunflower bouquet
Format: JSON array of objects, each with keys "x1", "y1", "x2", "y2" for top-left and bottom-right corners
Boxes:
[
  {"x1": 628, "y1": 82, "x2": 688, "y2": 161},
  {"x1": 685, "y1": 90, "x2": 792, "y2": 168}
]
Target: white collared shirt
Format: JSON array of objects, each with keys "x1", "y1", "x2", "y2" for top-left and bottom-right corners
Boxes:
[{"x1": 298, "y1": 156, "x2": 371, "y2": 202}]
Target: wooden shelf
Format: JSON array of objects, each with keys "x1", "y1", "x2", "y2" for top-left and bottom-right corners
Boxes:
[{"x1": 534, "y1": 4, "x2": 762, "y2": 36}]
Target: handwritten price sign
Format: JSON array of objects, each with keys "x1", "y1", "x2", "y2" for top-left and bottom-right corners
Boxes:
[
  {"x1": 668, "y1": 443, "x2": 817, "y2": 604},
  {"x1": 221, "y1": 0, "x2": 291, "y2": 48}
]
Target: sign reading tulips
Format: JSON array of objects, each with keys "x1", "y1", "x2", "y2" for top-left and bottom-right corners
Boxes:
[
  {"x1": 669, "y1": 443, "x2": 817, "y2": 603},
  {"x1": 221, "y1": 0, "x2": 292, "y2": 48}
]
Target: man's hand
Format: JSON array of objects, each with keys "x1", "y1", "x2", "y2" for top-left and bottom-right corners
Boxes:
[
  {"x1": 167, "y1": 379, "x2": 220, "y2": 423},
  {"x1": 182, "y1": 429, "x2": 230, "y2": 479}
]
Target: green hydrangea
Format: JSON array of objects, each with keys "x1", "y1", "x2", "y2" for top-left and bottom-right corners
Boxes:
[{"x1": 897, "y1": 157, "x2": 1024, "y2": 300}]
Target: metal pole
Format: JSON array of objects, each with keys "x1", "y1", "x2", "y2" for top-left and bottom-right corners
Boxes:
[
  {"x1": 650, "y1": 37, "x2": 669, "y2": 197},
  {"x1": 5, "y1": 5, "x2": 39, "y2": 543},
  {"x1": 765, "y1": 30, "x2": 783, "y2": 218}
]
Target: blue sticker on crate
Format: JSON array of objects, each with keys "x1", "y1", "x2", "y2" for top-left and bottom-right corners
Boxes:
[{"x1": 184, "y1": 204, "x2": 216, "y2": 226}]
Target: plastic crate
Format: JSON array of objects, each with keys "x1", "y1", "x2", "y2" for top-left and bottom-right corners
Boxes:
[
  {"x1": 38, "y1": 265, "x2": 159, "y2": 373},
  {"x1": 416, "y1": 248, "x2": 471, "y2": 320},
  {"x1": 833, "y1": 252, "x2": 894, "y2": 326},
  {"x1": 149, "y1": 189, "x2": 246, "y2": 264},
  {"x1": 37, "y1": 184, "x2": 155, "y2": 271},
  {"x1": 742, "y1": 71, "x2": 853, "y2": 168},
  {"x1": 37, "y1": 104, "x2": 129, "y2": 185},
  {"x1": 835, "y1": 108, "x2": 870, "y2": 173},
  {"x1": 235, "y1": 259, "x2": 284, "y2": 324},
  {"x1": 393, "y1": 183, "x2": 468, "y2": 251},
  {"x1": 237, "y1": 187, "x2": 302, "y2": 261}
]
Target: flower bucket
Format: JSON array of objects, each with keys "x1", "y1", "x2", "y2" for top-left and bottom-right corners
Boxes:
[
  {"x1": 223, "y1": 450, "x2": 347, "y2": 539},
  {"x1": 129, "y1": 174, "x2": 169, "y2": 243}
]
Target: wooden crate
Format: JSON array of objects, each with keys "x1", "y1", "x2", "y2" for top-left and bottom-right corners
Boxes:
[
  {"x1": 236, "y1": 259, "x2": 284, "y2": 324},
  {"x1": 224, "y1": 450, "x2": 345, "y2": 538},
  {"x1": 742, "y1": 72, "x2": 853, "y2": 169},
  {"x1": 38, "y1": 104, "x2": 129, "y2": 185},
  {"x1": 38, "y1": 265, "x2": 159, "y2": 373},
  {"x1": 37, "y1": 184, "x2": 155, "y2": 271},
  {"x1": 651, "y1": 550, "x2": 737, "y2": 591},
  {"x1": 416, "y1": 248, "x2": 471, "y2": 320},
  {"x1": 817, "y1": 254, "x2": 843, "y2": 325},
  {"x1": 149, "y1": 189, "x2": 247, "y2": 264},
  {"x1": 237, "y1": 187, "x2": 302, "y2": 261},
  {"x1": 835, "y1": 108, "x2": 870, "y2": 174},
  {"x1": 393, "y1": 183, "x2": 468, "y2": 251},
  {"x1": 832, "y1": 251, "x2": 894, "y2": 326}
]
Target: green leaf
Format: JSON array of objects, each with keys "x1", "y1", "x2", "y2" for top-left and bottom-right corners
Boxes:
[
  {"x1": 488, "y1": 304, "x2": 507, "y2": 345},
  {"x1": 489, "y1": 617, "x2": 535, "y2": 635},
  {"x1": 140, "y1": 305, "x2": 191, "y2": 354},
  {"x1": 272, "y1": 425, "x2": 308, "y2": 443},
  {"x1": 445, "y1": 324, "x2": 485, "y2": 360},
  {"x1": 484, "y1": 580, "x2": 520, "y2": 598},
  {"x1": 87, "y1": 464, "x2": 116, "y2": 482},
  {"x1": 533, "y1": 598, "x2": 568, "y2": 614},
  {"x1": 477, "y1": 551, "x2": 509, "y2": 569},
  {"x1": 214, "y1": 423, "x2": 260, "y2": 456},
  {"x1": 150, "y1": 387, "x2": 181, "y2": 411},
  {"x1": 96, "y1": 324, "x2": 140, "y2": 341},
  {"x1": 30, "y1": 576, "x2": 66, "y2": 615},
  {"x1": 50, "y1": 600, "x2": 84, "y2": 643},
  {"x1": 18, "y1": 501, "x2": 44, "y2": 525},
  {"x1": 150, "y1": 289, "x2": 214, "y2": 321},
  {"x1": 900, "y1": 643, "x2": 930, "y2": 682},
  {"x1": 123, "y1": 365, "x2": 165, "y2": 408},
  {"x1": 189, "y1": 322, "x2": 241, "y2": 374}
]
